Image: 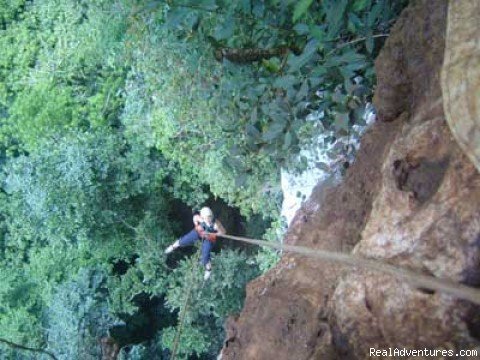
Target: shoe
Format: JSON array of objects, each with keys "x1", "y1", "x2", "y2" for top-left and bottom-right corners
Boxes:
[
  {"x1": 204, "y1": 262, "x2": 212, "y2": 281},
  {"x1": 204, "y1": 269, "x2": 211, "y2": 281},
  {"x1": 164, "y1": 240, "x2": 179, "y2": 254}
]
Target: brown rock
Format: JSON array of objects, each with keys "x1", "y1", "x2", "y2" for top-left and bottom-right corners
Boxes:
[
  {"x1": 220, "y1": 1, "x2": 480, "y2": 359},
  {"x1": 442, "y1": 0, "x2": 480, "y2": 172}
]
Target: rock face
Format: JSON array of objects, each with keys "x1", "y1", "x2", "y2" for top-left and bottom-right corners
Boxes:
[
  {"x1": 220, "y1": 1, "x2": 480, "y2": 359},
  {"x1": 442, "y1": 0, "x2": 480, "y2": 172}
]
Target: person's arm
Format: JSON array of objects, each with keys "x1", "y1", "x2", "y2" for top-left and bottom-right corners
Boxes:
[
  {"x1": 193, "y1": 214, "x2": 206, "y2": 238},
  {"x1": 193, "y1": 214, "x2": 203, "y2": 226}
]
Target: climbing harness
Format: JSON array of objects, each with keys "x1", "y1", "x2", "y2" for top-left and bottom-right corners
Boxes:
[
  {"x1": 196, "y1": 220, "x2": 218, "y2": 242},
  {"x1": 200, "y1": 220, "x2": 216, "y2": 234}
]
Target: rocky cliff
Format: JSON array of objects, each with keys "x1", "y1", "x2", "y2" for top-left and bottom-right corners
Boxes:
[{"x1": 220, "y1": 1, "x2": 480, "y2": 359}]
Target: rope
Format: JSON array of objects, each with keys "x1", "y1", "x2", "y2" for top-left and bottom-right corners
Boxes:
[
  {"x1": 170, "y1": 246, "x2": 202, "y2": 360},
  {"x1": 216, "y1": 233, "x2": 480, "y2": 306}
]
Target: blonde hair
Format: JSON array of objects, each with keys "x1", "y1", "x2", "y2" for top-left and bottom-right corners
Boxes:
[{"x1": 200, "y1": 207, "x2": 214, "y2": 222}]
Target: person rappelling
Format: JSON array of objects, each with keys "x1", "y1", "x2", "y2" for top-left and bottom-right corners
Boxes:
[{"x1": 164, "y1": 206, "x2": 226, "y2": 280}]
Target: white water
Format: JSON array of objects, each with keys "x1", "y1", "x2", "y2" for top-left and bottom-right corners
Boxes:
[{"x1": 281, "y1": 104, "x2": 377, "y2": 226}]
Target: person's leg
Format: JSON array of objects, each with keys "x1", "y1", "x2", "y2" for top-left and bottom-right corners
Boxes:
[
  {"x1": 165, "y1": 229, "x2": 199, "y2": 254},
  {"x1": 201, "y1": 240, "x2": 213, "y2": 280},
  {"x1": 178, "y1": 229, "x2": 200, "y2": 247},
  {"x1": 201, "y1": 239, "x2": 213, "y2": 265}
]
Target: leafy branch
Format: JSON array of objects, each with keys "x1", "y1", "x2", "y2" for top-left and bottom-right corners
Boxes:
[
  {"x1": 159, "y1": 2, "x2": 299, "y2": 34},
  {"x1": 0, "y1": 338, "x2": 59, "y2": 360}
]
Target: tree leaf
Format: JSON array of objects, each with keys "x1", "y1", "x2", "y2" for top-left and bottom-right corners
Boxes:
[
  {"x1": 240, "y1": 0, "x2": 251, "y2": 14},
  {"x1": 164, "y1": 9, "x2": 188, "y2": 30},
  {"x1": 295, "y1": 79, "x2": 309, "y2": 102},
  {"x1": 223, "y1": 156, "x2": 243, "y2": 172},
  {"x1": 366, "y1": 33, "x2": 374, "y2": 54},
  {"x1": 250, "y1": 107, "x2": 258, "y2": 123},
  {"x1": 198, "y1": 0, "x2": 218, "y2": 11},
  {"x1": 335, "y1": 49, "x2": 366, "y2": 64},
  {"x1": 185, "y1": 13, "x2": 199, "y2": 32},
  {"x1": 252, "y1": 2, "x2": 265, "y2": 17},
  {"x1": 347, "y1": 12, "x2": 364, "y2": 32},
  {"x1": 352, "y1": 107, "x2": 367, "y2": 126},
  {"x1": 214, "y1": 17, "x2": 235, "y2": 40},
  {"x1": 323, "y1": 0, "x2": 348, "y2": 39},
  {"x1": 367, "y1": 3, "x2": 382, "y2": 27},
  {"x1": 235, "y1": 173, "x2": 248, "y2": 187},
  {"x1": 334, "y1": 112, "x2": 350, "y2": 131},
  {"x1": 352, "y1": 0, "x2": 370, "y2": 12},
  {"x1": 311, "y1": 25, "x2": 327, "y2": 44},
  {"x1": 293, "y1": 23, "x2": 310, "y2": 35},
  {"x1": 273, "y1": 75, "x2": 297, "y2": 90},
  {"x1": 246, "y1": 123, "x2": 260, "y2": 139},
  {"x1": 262, "y1": 121, "x2": 286, "y2": 142},
  {"x1": 283, "y1": 131, "x2": 292, "y2": 150},
  {"x1": 293, "y1": 0, "x2": 314, "y2": 22},
  {"x1": 262, "y1": 58, "x2": 281, "y2": 73},
  {"x1": 287, "y1": 39, "x2": 318, "y2": 72},
  {"x1": 309, "y1": 76, "x2": 322, "y2": 88}
]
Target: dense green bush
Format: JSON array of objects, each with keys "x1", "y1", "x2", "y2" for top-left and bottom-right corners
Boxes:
[
  {"x1": 0, "y1": 0, "x2": 128, "y2": 154},
  {"x1": 120, "y1": 0, "x2": 407, "y2": 219},
  {"x1": 162, "y1": 249, "x2": 259, "y2": 359},
  {"x1": 45, "y1": 268, "x2": 114, "y2": 360},
  {"x1": 0, "y1": 0, "x2": 407, "y2": 358}
]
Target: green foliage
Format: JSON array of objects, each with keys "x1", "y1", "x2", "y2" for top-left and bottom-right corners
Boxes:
[
  {"x1": 0, "y1": 4, "x2": 37, "y2": 100},
  {"x1": 255, "y1": 217, "x2": 286, "y2": 273},
  {"x1": 45, "y1": 267, "x2": 114, "y2": 360},
  {"x1": 161, "y1": 325, "x2": 210, "y2": 360},
  {"x1": 0, "y1": 267, "x2": 44, "y2": 348},
  {"x1": 162, "y1": 249, "x2": 260, "y2": 358},
  {"x1": 293, "y1": 0, "x2": 314, "y2": 22},
  {"x1": 120, "y1": 0, "x2": 407, "y2": 217},
  {"x1": 118, "y1": 336, "x2": 165, "y2": 360},
  {"x1": 5, "y1": 80, "x2": 79, "y2": 153},
  {"x1": 0, "y1": 0, "x2": 129, "y2": 153},
  {"x1": 3, "y1": 131, "x2": 126, "y2": 250},
  {"x1": 123, "y1": 12, "x2": 282, "y2": 217},
  {"x1": 0, "y1": 0, "x2": 27, "y2": 28},
  {"x1": 0, "y1": 1, "x2": 408, "y2": 359},
  {"x1": 0, "y1": 126, "x2": 178, "y2": 354}
]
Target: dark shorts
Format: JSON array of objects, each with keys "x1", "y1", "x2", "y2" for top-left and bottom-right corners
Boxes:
[{"x1": 178, "y1": 229, "x2": 213, "y2": 266}]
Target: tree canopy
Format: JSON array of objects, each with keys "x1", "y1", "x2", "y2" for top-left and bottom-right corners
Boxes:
[{"x1": 0, "y1": 0, "x2": 406, "y2": 358}]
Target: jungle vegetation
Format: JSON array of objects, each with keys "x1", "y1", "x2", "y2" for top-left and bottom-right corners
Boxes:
[{"x1": 0, "y1": 0, "x2": 407, "y2": 359}]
